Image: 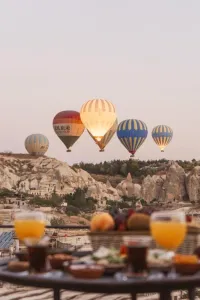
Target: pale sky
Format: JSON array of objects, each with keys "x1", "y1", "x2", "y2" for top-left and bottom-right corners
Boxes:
[{"x1": 0, "y1": 0, "x2": 200, "y2": 165}]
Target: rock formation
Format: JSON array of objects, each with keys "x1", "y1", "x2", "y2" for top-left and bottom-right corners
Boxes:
[
  {"x1": 141, "y1": 162, "x2": 188, "y2": 203},
  {"x1": 186, "y1": 166, "x2": 200, "y2": 203},
  {"x1": 141, "y1": 175, "x2": 165, "y2": 203},
  {"x1": 0, "y1": 156, "x2": 121, "y2": 201},
  {"x1": 162, "y1": 162, "x2": 188, "y2": 202},
  {"x1": 116, "y1": 173, "x2": 141, "y2": 198}
]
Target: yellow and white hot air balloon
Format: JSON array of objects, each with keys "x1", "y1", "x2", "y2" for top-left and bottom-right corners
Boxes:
[
  {"x1": 88, "y1": 119, "x2": 118, "y2": 152},
  {"x1": 80, "y1": 98, "x2": 117, "y2": 142}
]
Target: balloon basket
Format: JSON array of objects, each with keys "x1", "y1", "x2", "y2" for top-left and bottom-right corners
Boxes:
[
  {"x1": 99, "y1": 149, "x2": 104, "y2": 152},
  {"x1": 67, "y1": 149, "x2": 71, "y2": 152}
]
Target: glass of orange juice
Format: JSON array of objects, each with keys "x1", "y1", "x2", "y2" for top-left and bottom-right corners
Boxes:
[
  {"x1": 150, "y1": 211, "x2": 186, "y2": 251},
  {"x1": 14, "y1": 211, "x2": 45, "y2": 245},
  {"x1": 150, "y1": 211, "x2": 186, "y2": 277}
]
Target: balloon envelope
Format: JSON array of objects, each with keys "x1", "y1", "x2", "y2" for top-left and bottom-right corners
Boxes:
[
  {"x1": 25, "y1": 134, "x2": 49, "y2": 156},
  {"x1": 80, "y1": 98, "x2": 117, "y2": 142},
  {"x1": 88, "y1": 119, "x2": 118, "y2": 151},
  {"x1": 53, "y1": 111, "x2": 85, "y2": 152},
  {"x1": 117, "y1": 119, "x2": 148, "y2": 157},
  {"x1": 152, "y1": 125, "x2": 173, "y2": 152}
]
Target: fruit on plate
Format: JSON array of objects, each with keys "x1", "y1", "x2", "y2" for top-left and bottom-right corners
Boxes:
[
  {"x1": 127, "y1": 213, "x2": 150, "y2": 230},
  {"x1": 173, "y1": 254, "x2": 198, "y2": 264},
  {"x1": 90, "y1": 213, "x2": 115, "y2": 232},
  {"x1": 173, "y1": 254, "x2": 200, "y2": 275}
]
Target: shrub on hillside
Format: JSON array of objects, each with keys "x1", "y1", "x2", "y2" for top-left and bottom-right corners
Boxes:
[
  {"x1": 64, "y1": 188, "x2": 96, "y2": 212},
  {"x1": 66, "y1": 205, "x2": 80, "y2": 216},
  {"x1": 73, "y1": 158, "x2": 200, "y2": 180},
  {"x1": 0, "y1": 189, "x2": 15, "y2": 198},
  {"x1": 50, "y1": 217, "x2": 65, "y2": 226},
  {"x1": 29, "y1": 193, "x2": 63, "y2": 208}
]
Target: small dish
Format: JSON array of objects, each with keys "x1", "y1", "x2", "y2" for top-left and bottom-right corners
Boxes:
[
  {"x1": 174, "y1": 262, "x2": 200, "y2": 275},
  {"x1": 68, "y1": 264, "x2": 105, "y2": 279},
  {"x1": 48, "y1": 254, "x2": 76, "y2": 270}
]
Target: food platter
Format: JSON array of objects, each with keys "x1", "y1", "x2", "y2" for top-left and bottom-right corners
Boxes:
[{"x1": 10, "y1": 247, "x2": 200, "y2": 278}]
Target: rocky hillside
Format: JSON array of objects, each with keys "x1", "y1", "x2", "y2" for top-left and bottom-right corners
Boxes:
[
  {"x1": 0, "y1": 154, "x2": 120, "y2": 201},
  {"x1": 1, "y1": 154, "x2": 200, "y2": 204}
]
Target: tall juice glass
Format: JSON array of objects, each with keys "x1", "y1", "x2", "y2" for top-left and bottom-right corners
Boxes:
[
  {"x1": 14, "y1": 211, "x2": 45, "y2": 245},
  {"x1": 150, "y1": 211, "x2": 186, "y2": 276}
]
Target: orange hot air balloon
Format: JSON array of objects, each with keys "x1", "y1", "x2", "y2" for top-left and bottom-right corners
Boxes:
[
  {"x1": 87, "y1": 119, "x2": 118, "y2": 152},
  {"x1": 80, "y1": 98, "x2": 117, "y2": 142},
  {"x1": 53, "y1": 111, "x2": 85, "y2": 152}
]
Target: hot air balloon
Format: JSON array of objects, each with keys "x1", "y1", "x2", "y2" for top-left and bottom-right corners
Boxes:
[
  {"x1": 117, "y1": 119, "x2": 148, "y2": 157},
  {"x1": 152, "y1": 125, "x2": 173, "y2": 152},
  {"x1": 88, "y1": 119, "x2": 118, "y2": 152},
  {"x1": 80, "y1": 98, "x2": 117, "y2": 142},
  {"x1": 25, "y1": 134, "x2": 49, "y2": 156},
  {"x1": 53, "y1": 111, "x2": 85, "y2": 152}
]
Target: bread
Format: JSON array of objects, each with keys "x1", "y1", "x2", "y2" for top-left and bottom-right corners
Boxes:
[{"x1": 8, "y1": 261, "x2": 29, "y2": 272}]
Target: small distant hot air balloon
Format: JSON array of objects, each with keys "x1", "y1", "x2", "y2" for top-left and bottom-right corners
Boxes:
[
  {"x1": 152, "y1": 125, "x2": 173, "y2": 152},
  {"x1": 80, "y1": 98, "x2": 117, "y2": 143},
  {"x1": 88, "y1": 119, "x2": 118, "y2": 152},
  {"x1": 53, "y1": 111, "x2": 85, "y2": 152},
  {"x1": 117, "y1": 119, "x2": 148, "y2": 157},
  {"x1": 25, "y1": 134, "x2": 49, "y2": 156}
]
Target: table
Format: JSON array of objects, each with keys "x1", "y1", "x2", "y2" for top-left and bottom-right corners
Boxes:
[{"x1": 0, "y1": 259, "x2": 199, "y2": 300}]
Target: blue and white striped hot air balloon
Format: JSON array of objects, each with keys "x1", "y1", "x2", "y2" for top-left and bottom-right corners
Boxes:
[
  {"x1": 152, "y1": 125, "x2": 173, "y2": 152},
  {"x1": 25, "y1": 134, "x2": 49, "y2": 156},
  {"x1": 117, "y1": 119, "x2": 148, "y2": 157}
]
